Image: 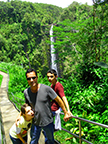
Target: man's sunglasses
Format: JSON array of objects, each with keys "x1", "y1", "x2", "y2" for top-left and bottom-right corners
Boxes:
[{"x1": 27, "y1": 77, "x2": 36, "y2": 80}]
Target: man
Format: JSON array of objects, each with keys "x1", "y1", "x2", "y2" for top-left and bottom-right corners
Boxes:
[{"x1": 24, "y1": 68, "x2": 71, "y2": 144}]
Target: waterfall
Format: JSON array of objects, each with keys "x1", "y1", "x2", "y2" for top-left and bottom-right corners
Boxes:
[{"x1": 50, "y1": 24, "x2": 58, "y2": 72}]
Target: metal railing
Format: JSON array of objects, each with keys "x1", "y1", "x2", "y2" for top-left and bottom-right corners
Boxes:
[
  {"x1": 8, "y1": 92, "x2": 25, "y2": 112},
  {"x1": 60, "y1": 112, "x2": 108, "y2": 144}
]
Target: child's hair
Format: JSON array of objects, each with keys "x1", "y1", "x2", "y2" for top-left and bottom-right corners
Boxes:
[
  {"x1": 47, "y1": 69, "x2": 57, "y2": 76},
  {"x1": 21, "y1": 103, "x2": 29, "y2": 115}
]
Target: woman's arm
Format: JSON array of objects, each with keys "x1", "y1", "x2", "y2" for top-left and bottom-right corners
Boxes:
[{"x1": 15, "y1": 111, "x2": 21, "y2": 126}]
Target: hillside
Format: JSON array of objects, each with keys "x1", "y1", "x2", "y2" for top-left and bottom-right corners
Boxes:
[{"x1": 0, "y1": 1, "x2": 108, "y2": 78}]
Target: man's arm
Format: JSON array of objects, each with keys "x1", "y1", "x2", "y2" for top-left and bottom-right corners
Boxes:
[
  {"x1": 62, "y1": 96, "x2": 72, "y2": 116},
  {"x1": 56, "y1": 83, "x2": 72, "y2": 115},
  {"x1": 54, "y1": 96, "x2": 71, "y2": 121}
]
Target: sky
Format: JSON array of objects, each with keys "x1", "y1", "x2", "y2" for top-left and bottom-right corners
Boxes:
[{"x1": 0, "y1": 0, "x2": 93, "y2": 8}]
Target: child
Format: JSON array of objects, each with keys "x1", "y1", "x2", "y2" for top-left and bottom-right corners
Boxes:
[
  {"x1": 47, "y1": 69, "x2": 72, "y2": 118},
  {"x1": 9, "y1": 103, "x2": 34, "y2": 144},
  {"x1": 43, "y1": 69, "x2": 72, "y2": 143}
]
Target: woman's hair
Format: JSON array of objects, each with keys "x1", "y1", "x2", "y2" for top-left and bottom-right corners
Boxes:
[{"x1": 21, "y1": 103, "x2": 29, "y2": 115}]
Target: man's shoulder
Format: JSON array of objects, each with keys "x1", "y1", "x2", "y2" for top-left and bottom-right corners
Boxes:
[
  {"x1": 41, "y1": 84, "x2": 54, "y2": 93},
  {"x1": 41, "y1": 84, "x2": 50, "y2": 88}
]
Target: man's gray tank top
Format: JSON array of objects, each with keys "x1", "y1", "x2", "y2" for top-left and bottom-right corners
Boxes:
[{"x1": 24, "y1": 84, "x2": 57, "y2": 126}]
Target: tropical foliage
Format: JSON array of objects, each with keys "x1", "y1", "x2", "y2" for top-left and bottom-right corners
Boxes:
[{"x1": 0, "y1": 0, "x2": 108, "y2": 143}]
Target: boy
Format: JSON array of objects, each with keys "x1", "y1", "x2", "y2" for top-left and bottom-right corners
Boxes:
[
  {"x1": 47, "y1": 69, "x2": 72, "y2": 117},
  {"x1": 43, "y1": 69, "x2": 72, "y2": 143},
  {"x1": 9, "y1": 103, "x2": 34, "y2": 144}
]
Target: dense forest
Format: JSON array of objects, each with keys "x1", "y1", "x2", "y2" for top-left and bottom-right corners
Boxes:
[
  {"x1": 0, "y1": 0, "x2": 108, "y2": 143},
  {"x1": 0, "y1": 0, "x2": 108, "y2": 77}
]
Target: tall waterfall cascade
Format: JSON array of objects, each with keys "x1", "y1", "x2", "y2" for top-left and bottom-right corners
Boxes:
[{"x1": 50, "y1": 24, "x2": 58, "y2": 72}]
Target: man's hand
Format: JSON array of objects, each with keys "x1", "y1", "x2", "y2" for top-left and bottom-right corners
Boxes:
[
  {"x1": 67, "y1": 111, "x2": 73, "y2": 117},
  {"x1": 63, "y1": 111, "x2": 72, "y2": 122}
]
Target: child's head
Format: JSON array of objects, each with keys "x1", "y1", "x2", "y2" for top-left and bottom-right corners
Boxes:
[
  {"x1": 47, "y1": 69, "x2": 57, "y2": 84},
  {"x1": 21, "y1": 103, "x2": 34, "y2": 120},
  {"x1": 47, "y1": 69, "x2": 57, "y2": 77}
]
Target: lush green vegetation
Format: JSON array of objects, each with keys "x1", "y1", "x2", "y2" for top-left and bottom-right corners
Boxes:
[
  {"x1": 0, "y1": 74, "x2": 3, "y2": 87},
  {"x1": 0, "y1": 61, "x2": 108, "y2": 143},
  {"x1": 0, "y1": 0, "x2": 63, "y2": 75},
  {"x1": 0, "y1": 1, "x2": 107, "y2": 77},
  {"x1": 0, "y1": 0, "x2": 108, "y2": 143}
]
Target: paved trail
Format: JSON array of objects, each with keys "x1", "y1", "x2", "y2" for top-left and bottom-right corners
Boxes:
[{"x1": 0, "y1": 71, "x2": 45, "y2": 144}]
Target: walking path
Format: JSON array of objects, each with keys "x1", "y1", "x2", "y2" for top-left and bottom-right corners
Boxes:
[{"x1": 0, "y1": 71, "x2": 45, "y2": 144}]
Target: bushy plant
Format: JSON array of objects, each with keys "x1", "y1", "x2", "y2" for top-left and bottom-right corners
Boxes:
[
  {"x1": 0, "y1": 62, "x2": 28, "y2": 98},
  {"x1": 57, "y1": 64, "x2": 108, "y2": 143}
]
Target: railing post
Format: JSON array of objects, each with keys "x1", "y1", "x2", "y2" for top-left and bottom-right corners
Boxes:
[{"x1": 79, "y1": 120, "x2": 82, "y2": 144}]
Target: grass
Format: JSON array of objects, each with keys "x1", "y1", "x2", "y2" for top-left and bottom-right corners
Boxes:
[
  {"x1": 0, "y1": 68, "x2": 8, "y2": 73},
  {"x1": 0, "y1": 74, "x2": 3, "y2": 87},
  {"x1": 0, "y1": 74, "x2": 3, "y2": 144},
  {"x1": 54, "y1": 130, "x2": 75, "y2": 144}
]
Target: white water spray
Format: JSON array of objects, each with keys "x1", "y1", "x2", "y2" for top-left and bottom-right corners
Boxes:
[{"x1": 50, "y1": 24, "x2": 57, "y2": 72}]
